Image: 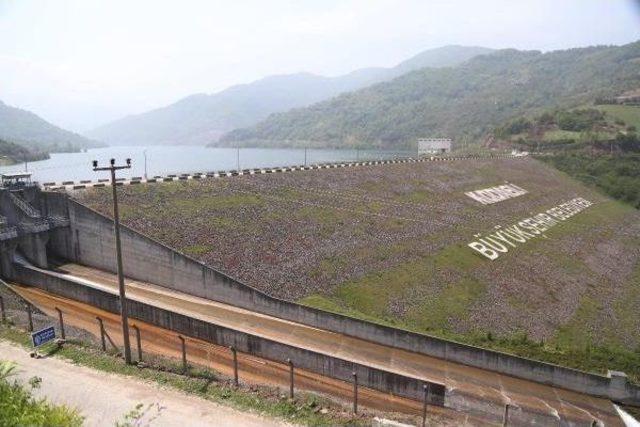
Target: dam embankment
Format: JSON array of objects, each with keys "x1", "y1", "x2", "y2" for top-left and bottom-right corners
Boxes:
[{"x1": 22, "y1": 190, "x2": 638, "y2": 407}]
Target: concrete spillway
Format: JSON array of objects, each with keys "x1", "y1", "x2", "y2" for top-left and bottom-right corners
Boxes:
[{"x1": 7, "y1": 261, "x2": 625, "y2": 426}]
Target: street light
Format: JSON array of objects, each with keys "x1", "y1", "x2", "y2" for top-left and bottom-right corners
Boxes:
[
  {"x1": 92, "y1": 157, "x2": 133, "y2": 364},
  {"x1": 143, "y1": 150, "x2": 148, "y2": 180}
]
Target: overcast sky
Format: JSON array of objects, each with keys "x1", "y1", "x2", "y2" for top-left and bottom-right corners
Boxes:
[{"x1": 1, "y1": 0, "x2": 640, "y2": 132}]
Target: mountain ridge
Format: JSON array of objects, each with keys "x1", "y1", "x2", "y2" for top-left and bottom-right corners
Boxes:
[
  {"x1": 0, "y1": 100, "x2": 101, "y2": 154},
  {"x1": 86, "y1": 45, "x2": 494, "y2": 146},
  {"x1": 220, "y1": 42, "x2": 640, "y2": 149}
]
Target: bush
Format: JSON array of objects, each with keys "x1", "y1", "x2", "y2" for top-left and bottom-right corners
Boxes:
[
  {"x1": 556, "y1": 109, "x2": 605, "y2": 131},
  {"x1": 542, "y1": 153, "x2": 640, "y2": 208},
  {"x1": 497, "y1": 117, "x2": 532, "y2": 137},
  {"x1": 0, "y1": 361, "x2": 83, "y2": 427}
]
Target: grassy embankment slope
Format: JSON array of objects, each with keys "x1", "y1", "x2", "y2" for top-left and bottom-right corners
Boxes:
[{"x1": 78, "y1": 157, "x2": 640, "y2": 381}]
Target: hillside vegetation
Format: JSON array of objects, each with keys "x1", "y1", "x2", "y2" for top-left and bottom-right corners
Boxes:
[
  {"x1": 0, "y1": 100, "x2": 101, "y2": 155},
  {"x1": 87, "y1": 46, "x2": 492, "y2": 146},
  {"x1": 492, "y1": 104, "x2": 640, "y2": 208},
  {"x1": 0, "y1": 138, "x2": 49, "y2": 166},
  {"x1": 221, "y1": 42, "x2": 640, "y2": 149},
  {"x1": 78, "y1": 158, "x2": 640, "y2": 380}
]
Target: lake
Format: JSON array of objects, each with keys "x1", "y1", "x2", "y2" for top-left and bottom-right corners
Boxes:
[{"x1": 0, "y1": 146, "x2": 414, "y2": 184}]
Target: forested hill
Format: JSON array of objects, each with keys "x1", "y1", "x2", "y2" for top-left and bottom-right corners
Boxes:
[
  {"x1": 220, "y1": 42, "x2": 640, "y2": 149},
  {"x1": 0, "y1": 100, "x2": 101, "y2": 153},
  {"x1": 88, "y1": 45, "x2": 492, "y2": 146},
  {"x1": 0, "y1": 138, "x2": 49, "y2": 165}
]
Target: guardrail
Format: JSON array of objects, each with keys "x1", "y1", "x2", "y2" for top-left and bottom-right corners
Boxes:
[{"x1": 41, "y1": 154, "x2": 525, "y2": 191}]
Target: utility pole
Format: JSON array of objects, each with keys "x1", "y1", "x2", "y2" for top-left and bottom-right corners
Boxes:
[
  {"x1": 237, "y1": 147, "x2": 240, "y2": 171},
  {"x1": 143, "y1": 150, "x2": 148, "y2": 180},
  {"x1": 304, "y1": 148, "x2": 307, "y2": 167},
  {"x1": 92, "y1": 158, "x2": 133, "y2": 364}
]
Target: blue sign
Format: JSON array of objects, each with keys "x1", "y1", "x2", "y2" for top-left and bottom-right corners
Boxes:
[{"x1": 31, "y1": 326, "x2": 56, "y2": 347}]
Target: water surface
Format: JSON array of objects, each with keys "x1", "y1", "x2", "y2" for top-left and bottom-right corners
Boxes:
[{"x1": 0, "y1": 146, "x2": 413, "y2": 183}]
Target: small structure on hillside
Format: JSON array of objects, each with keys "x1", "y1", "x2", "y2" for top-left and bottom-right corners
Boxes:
[{"x1": 418, "y1": 138, "x2": 452, "y2": 154}]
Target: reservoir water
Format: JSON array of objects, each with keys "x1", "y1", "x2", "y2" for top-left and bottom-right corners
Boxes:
[{"x1": 0, "y1": 146, "x2": 413, "y2": 184}]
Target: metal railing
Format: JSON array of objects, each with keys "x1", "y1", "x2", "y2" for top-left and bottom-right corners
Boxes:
[{"x1": 9, "y1": 192, "x2": 41, "y2": 218}]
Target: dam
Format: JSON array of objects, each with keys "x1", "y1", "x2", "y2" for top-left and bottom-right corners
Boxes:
[{"x1": 0, "y1": 163, "x2": 638, "y2": 425}]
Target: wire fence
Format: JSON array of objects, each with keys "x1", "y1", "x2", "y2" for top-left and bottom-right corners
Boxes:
[{"x1": 0, "y1": 282, "x2": 440, "y2": 423}]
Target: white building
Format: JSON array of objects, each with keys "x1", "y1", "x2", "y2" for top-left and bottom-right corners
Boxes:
[{"x1": 418, "y1": 138, "x2": 452, "y2": 154}]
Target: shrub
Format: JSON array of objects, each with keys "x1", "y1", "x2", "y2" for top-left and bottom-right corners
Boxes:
[{"x1": 0, "y1": 361, "x2": 83, "y2": 427}]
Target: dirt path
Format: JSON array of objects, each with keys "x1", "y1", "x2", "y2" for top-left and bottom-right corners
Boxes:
[{"x1": 0, "y1": 340, "x2": 291, "y2": 427}]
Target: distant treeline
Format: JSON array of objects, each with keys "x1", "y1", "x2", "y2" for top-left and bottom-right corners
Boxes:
[
  {"x1": 0, "y1": 138, "x2": 49, "y2": 165},
  {"x1": 541, "y1": 151, "x2": 640, "y2": 209}
]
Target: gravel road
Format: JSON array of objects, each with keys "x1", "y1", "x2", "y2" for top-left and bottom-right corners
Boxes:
[{"x1": 0, "y1": 340, "x2": 291, "y2": 427}]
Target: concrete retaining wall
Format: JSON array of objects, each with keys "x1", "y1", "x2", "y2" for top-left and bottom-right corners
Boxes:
[
  {"x1": 45, "y1": 193, "x2": 640, "y2": 406},
  {"x1": 12, "y1": 263, "x2": 445, "y2": 405}
]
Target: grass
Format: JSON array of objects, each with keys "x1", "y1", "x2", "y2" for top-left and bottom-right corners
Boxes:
[
  {"x1": 0, "y1": 360, "x2": 83, "y2": 426},
  {"x1": 181, "y1": 244, "x2": 214, "y2": 257},
  {"x1": 612, "y1": 263, "x2": 640, "y2": 346},
  {"x1": 174, "y1": 194, "x2": 264, "y2": 214},
  {"x1": 555, "y1": 296, "x2": 602, "y2": 349},
  {"x1": 0, "y1": 325, "x2": 367, "y2": 426},
  {"x1": 597, "y1": 104, "x2": 640, "y2": 130},
  {"x1": 541, "y1": 129, "x2": 581, "y2": 141},
  {"x1": 407, "y1": 277, "x2": 486, "y2": 331},
  {"x1": 327, "y1": 242, "x2": 485, "y2": 326},
  {"x1": 394, "y1": 189, "x2": 433, "y2": 204}
]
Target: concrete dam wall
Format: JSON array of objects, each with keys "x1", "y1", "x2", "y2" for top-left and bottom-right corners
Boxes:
[
  {"x1": 11, "y1": 262, "x2": 446, "y2": 406},
  {"x1": 11, "y1": 190, "x2": 640, "y2": 405}
]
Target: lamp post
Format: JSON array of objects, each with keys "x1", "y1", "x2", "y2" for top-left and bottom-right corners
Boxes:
[
  {"x1": 92, "y1": 158, "x2": 133, "y2": 364},
  {"x1": 143, "y1": 150, "x2": 148, "y2": 180}
]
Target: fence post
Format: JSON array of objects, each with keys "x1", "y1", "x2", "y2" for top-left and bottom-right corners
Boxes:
[
  {"x1": 230, "y1": 346, "x2": 238, "y2": 386},
  {"x1": 422, "y1": 384, "x2": 430, "y2": 427},
  {"x1": 96, "y1": 317, "x2": 106, "y2": 351},
  {"x1": 503, "y1": 404, "x2": 510, "y2": 427},
  {"x1": 0, "y1": 295, "x2": 5, "y2": 322},
  {"x1": 132, "y1": 325, "x2": 142, "y2": 362},
  {"x1": 287, "y1": 358, "x2": 294, "y2": 399},
  {"x1": 55, "y1": 307, "x2": 65, "y2": 340},
  {"x1": 352, "y1": 371, "x2": 358, "y2": 414},
  {"x1": 26, "y1": 304, "x2": 33, "y2": 332},
  {"x1": 178, "y1": 335, "x2": 187, "y2": 373}
]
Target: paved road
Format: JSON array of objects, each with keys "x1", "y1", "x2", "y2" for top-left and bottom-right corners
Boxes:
[{"x1": 0, "y1": 341, "x2": 290, "y2": 427}]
